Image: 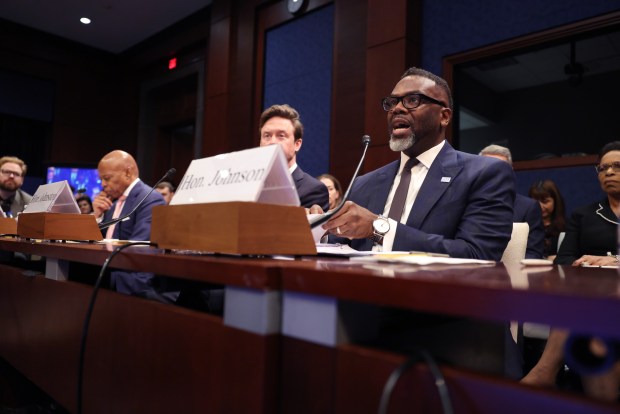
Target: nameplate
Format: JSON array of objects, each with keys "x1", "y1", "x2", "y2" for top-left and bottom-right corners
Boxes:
[
  {"x1": 171, "y1": 145, "x2": 299, "y2": 206},
  {"x1": 22, "y1": 180, "x2": 80, "y2": 214}
]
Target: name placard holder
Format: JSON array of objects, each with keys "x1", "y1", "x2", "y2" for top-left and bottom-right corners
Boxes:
[
  {"x1": 152, "y1": 146, "x2": 316, "y2": 255},
  {"x1": 0, "y1": 217, "x2": 17, "y2": 235},
  {"x1": 17, "y1": 181, "x2": 102, "y2": 241},
  {"x1": 151, "y1": 202, "x2": 316, "y2": 255}
]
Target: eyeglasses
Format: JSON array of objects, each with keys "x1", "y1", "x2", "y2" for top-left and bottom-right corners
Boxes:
[
  {"x1": 382, "y1": 93, "x2": 447, "y2": 112},
  {"x1": 595, "y1": 161, "x2": 620, "y2": 174},
  {"x1": 0, "y1": 169, "x2": 22, "y2": 178}
]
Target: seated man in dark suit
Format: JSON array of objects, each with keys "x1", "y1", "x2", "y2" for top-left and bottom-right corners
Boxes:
[
  {"x1": 259, "y1": 104, "x2": 329, "y2": 210},
  {"x1": 313, "y1": 67, "x2": 520, "y2": 378},
  {"x1": 317, "y1": 68, "x2": 515, "y2": 260},
  {"x1": 92, "y1": 150, "x2": 172, "y2": 301},
  {"x1": 479, "y1": 144, "x2": 544, "y2": 259}
]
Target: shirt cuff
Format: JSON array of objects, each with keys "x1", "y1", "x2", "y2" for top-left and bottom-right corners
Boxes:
[{"x1": 380, "y1": 218, "x2": 398, "y2": 252}]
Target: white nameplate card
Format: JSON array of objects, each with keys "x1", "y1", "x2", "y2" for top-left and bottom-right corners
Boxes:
[
  {"x1": 22, "y1": 180, "x2": 80, "y2": 214},
  {"x1": 171, "y1": 145, "x2": 300, "y2": 206}
]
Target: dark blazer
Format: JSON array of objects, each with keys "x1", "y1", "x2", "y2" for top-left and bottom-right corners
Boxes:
[
  {"x1": 513, "y1": 194, "x2": 544, "y2": 259},
  {"x1": 343, "y1": 142, "x2": 515, "y2": 261},
  {"x1": 102, "y1": 180, "x2": 167, "y2": 296},
  {"x1": 292, "y1": 166, "x2": 329, "y2": 210},
  {"x1": 555, "y1": 198, "x2": 618, "y2": 265},
  {"x1": 102, "y1": 180, "x2": 166, "y2": 240}
]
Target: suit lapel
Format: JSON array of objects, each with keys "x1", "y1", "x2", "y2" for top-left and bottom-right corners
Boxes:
[
  {"x1": 292, "y1": 166, "x2": 303, "y2": 184},
  {"x1": 407, "y1": 144, "x2": 463, "y2": 228}
]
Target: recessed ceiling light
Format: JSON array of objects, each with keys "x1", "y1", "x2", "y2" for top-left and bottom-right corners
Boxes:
[{"x1": 80, "y1": 17, "x2": 91, "y2": 25}]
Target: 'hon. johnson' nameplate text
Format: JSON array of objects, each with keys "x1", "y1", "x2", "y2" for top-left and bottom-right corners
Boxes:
[{"x1": 170, "y1": 145, "x2": 300, "y2": 206}]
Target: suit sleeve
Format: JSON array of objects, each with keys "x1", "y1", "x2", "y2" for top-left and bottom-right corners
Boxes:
[
  {"x1": 129, "y1": 192, "x2": 166, "y2": 241},
  {"x1": 524, "y1": 201, "x2": 545, "y2": 259},
  {"x1": 391, "y1": 160, "x2": 515, "y2": 261},
  {"x1": 301, "y1": 180, "x2": 330, "y2": 211},
  {"x1": 554, "y1": 210, "x2": 582, "y2": 265}
]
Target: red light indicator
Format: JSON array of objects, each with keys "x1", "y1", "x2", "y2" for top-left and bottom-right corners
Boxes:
[{"x1": 168, "y1": 58, "x2": 177, "y2": 70}]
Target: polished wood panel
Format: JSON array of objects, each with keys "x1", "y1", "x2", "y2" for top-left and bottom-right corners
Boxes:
[
  {"x1": 280, "y1": 261, "x2": 620, "y2": 337},
  {"x1": 334, "y1": 343, "x2": 620, "y2": 414},
  {"x1": 0, "y1": 238, "x2": 281, "y2": 288},
  {"x1": 0, "y1": 263, "x2": 279, "y2": 414},
  {"x1": 280, "y1": 337, "x2": 336, "y2": 414}
]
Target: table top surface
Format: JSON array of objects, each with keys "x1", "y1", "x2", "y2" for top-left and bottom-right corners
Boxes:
[{"x1": 1, "y1": 237, "x2": 619, "y2": 336}]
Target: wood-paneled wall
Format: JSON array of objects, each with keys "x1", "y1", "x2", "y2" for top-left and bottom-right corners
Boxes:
[{"x1": 1, "y1": 0, "x2": 423, "y2": 183}]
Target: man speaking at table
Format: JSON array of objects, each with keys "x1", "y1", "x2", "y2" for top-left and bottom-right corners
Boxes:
[
  {"x1": 313, "y1": 67, "x2": 520, "y2": 378},
  {"x1": 317, "y1": 67, "x2": 515, "y2": 261}
]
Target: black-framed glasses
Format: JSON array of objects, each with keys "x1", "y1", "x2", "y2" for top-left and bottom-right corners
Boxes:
[
  {"x1": 595, "y1": 161, "x2": 620, "y2": 174},
  {"x1": 0, "y1": 169, "x2": 22, "y2": 178},
  {"x1": 381, "y1": 93, "x2": 447, "y2": 112}
]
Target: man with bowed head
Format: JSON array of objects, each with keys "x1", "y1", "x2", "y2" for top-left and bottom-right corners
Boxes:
[
  {"x1": 93, "y1": 150, "x2": 168, "y2": 298},
  {"x1": 315, "y1": 67, "x2": 515, "y2": 261}
]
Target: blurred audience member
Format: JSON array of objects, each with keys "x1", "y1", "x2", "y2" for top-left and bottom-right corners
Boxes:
[
  {"x1": 529, "y1": 179, "x2": 566, "y2": 260},
  {"x1": 317, "y1": 173, "x2": 343, "y2": 211},
  {"x1": 0, "y1": 156, "x2": 32, "y2": 218},
  {"x1": 76, "y1": 195, "x2": 93, "y2": 214},
  {"x1": 155, "y1": 181, "x2": 175, "y2": 204},
  {"x1": 555, "y1": 141, "x2": 620, "y2": 266},
  {"x1": 479, "y1": 144, "x2": 544, "y2": 259}
]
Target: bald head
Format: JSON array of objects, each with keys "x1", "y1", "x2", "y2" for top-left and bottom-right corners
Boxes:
[{"x1": 98, "y1": 150, "x2": 139, "y2": 199}]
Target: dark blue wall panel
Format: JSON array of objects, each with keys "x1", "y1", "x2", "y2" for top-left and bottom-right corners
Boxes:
[
  {"x1": 422, "y1": 0, "x2": 620, "y2": 75},
  {"x1": 422, "y1": 0, "x2": 619, "y2": 216},
  {"x1": 515, "y1": 166, "x2": 605, "y2": 217},
  {"x1": 263, "y1": 4, "x2": 334, "y2": 178}
]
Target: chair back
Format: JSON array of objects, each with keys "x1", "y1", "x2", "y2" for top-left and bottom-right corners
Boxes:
[{"x1": 501, "y1": 222, "x2": 529, "y2": 264}]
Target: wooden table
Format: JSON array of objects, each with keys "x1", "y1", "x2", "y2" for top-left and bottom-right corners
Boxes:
[{"x1": 1, "y1": 238, "x2": 619, "y2": 413}]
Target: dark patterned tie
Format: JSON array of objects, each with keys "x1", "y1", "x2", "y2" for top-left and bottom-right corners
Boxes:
[
  {"x1": 0, "y1": 198, "x2": 11, "y2": 217},
  {"x1": 387, "y1": 157, "x2": 419, "y2": 221}
]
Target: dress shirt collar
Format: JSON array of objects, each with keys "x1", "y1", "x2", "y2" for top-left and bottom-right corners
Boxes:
[
  {"x1": 289, "y1": 163, "x2": 298, "y2": 174},
  {"x1": 123, "y1": 178, "x2": 141, "y2": 198},
  {"x1": 398, "y1": 139, "x2": 445, "y2": 173}
]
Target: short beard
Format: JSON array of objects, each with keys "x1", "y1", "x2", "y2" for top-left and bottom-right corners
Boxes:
[
  {"x1": 389, "y1": 132, "x2": 415, "y2": 152},
  {"x1": 0, "y1": 182, "x2": 18, "y2": 193}
]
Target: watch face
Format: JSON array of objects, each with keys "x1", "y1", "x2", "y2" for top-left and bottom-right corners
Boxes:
[{"x1": 374, "y1": 218, "x2": 390, "y2": 233}]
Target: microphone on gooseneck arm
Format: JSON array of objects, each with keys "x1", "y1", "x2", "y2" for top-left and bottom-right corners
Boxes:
[
  {"x1": 309, "y1": 135, "x2": 371, "y2": 229},
  {"x1": 98, "y1": 168, "x2": 176, "y2": 230}
]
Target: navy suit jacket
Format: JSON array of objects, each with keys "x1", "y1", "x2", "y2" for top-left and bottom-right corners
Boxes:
[
  {"x1": 102, "y1": 180, "x2": 166, "y2": 297},
  {"x1": 293, "y1": 166, "x2": 329, "y2": 210},
  {"x1": 102, "y1": 180, "x2": 166, "y2": 240},
  {"x1": 513, "y1": 194, "x2": 544, "y2": 259},
  {"x1": 345, "y1": 142, "x2": 515, "y2": 261}
]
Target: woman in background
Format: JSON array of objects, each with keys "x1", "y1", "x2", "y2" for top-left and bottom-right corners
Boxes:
[
  {"x1": 555, "y1": 141, "x2": 620, "y2": 266},
  {"x1": 318, "y1": 173, "x2": 342, "y2": 211},
  {"x1": 529, "y1": 179, "x2": 566, "y2": 260},
  {"x1": 76, "y1": 195, "x2": 93, "y2": 214}
]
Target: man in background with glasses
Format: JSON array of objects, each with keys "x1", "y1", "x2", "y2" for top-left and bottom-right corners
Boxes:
[
  {"x1": 0, "y1": 156, "x2": 31, "y2": 218},
  {"x1": 317, "y1": 67, "x2": 515, "y2": 261}
]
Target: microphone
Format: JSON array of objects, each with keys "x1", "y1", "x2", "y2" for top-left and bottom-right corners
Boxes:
[
  {"x1": 310, "y1": 135, "x2": 371, "y2": 229},
  {"x1": 563, "y1": 334, "x2": 620, "y2": 375},
  {"x1": 99, "y1": 168, "x2": 176, "y2": 231}
]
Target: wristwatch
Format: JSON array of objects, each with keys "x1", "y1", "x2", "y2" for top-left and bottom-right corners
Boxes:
[{"x1": 371, "y1": 215, "x2": 390, "y2": 245}]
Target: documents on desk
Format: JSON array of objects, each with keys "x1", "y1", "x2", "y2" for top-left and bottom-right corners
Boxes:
[
  {"x1": 351, "y1": 252, "x2": 495, "y2": 266},
  {"x1": 316, "y1": 244, "x2": 494, "y2": 265}
]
